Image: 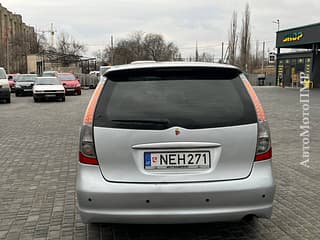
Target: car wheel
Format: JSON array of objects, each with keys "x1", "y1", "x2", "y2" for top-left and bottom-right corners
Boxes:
[
  {"x1": 15, "y1": 93, "x2": 20, "y2": 97},
  {"x1": 33, "y1": 97, "x2": 39, "y2": 102},
  {"x1": 6, "y1": 98, "x2": 11, "y2": 103},
  {"x1": 61, "y1": 96, "x2": 65, "y2": 102},
  {"x1": 78, "y1": 91, "x2": 81, "y2": 96},
  {"x1": 242, "y1": 214, "x2": 256, "y2": 223}
]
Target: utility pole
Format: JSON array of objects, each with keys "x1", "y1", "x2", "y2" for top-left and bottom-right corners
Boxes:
[
  {"x1": 273, "y1": 19, "x2": 280, "y2": 32},
  {"x1": 221, "y1": 42, "x2": 224, "y2": 63},
  {"x1": 37, "y1": 23, "x2": 56, "y2": 48},
  {"x1": 256, "y1": 40, "x2": 259, "y2": 61},
  {"x1": 262, "y1": 41, "x2": 265, "y2": 72},
  {"x1": 49, "y1": 23, "x2": 55, "y2": 47},
  {"x1": 110, "y1": 35, "x2": 114, "y2": 65},
  {"x1": 195, "y1": 41, "x2": 199, "y2": 62}
]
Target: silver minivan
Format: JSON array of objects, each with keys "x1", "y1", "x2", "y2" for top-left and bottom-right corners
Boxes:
[
  {"x1": 77, "y1": 62, "x2": 275, "y2": 224},
  {"x1": 0, "y1": 67, "x2": 10, "y2": 103}
]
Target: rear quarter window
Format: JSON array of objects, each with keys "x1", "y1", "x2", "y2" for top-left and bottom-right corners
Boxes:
[{"x1": 94, "y1": 67, "x2": 257, "y2": 129}]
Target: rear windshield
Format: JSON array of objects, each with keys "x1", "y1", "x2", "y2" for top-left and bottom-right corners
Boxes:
[
  {"x1": 36, "y1": 78, "x2": 60, "y2": 85},
  {"x1": 58, "y1": 74, "x2": 76, "y2": 81},
  {"x1": 94, "y1": 67, "x2": 257, "y2": 130},
  {"x1": 17, "y1": 75, "x2": 37, "y2": 82},
  {"x1": 42, "y1": 72, "x2": 56, "y2": 77}
]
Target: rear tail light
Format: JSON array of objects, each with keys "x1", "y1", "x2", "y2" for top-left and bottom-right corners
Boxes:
[
  {"x1": 79, "y1": 124, "x2": 98, "y2": 165},
  {"x1": 241, "y1": 75, "x2": 272, "y2": 161},
  {"x1": 256, "y1": 120, "x2": 272, "y2": 161},
  {"x1": 79, "y1": 80, "x2": 105, "y2": 165}
]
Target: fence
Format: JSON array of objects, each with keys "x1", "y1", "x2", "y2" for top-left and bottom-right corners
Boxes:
[
  {"x1": 246, "y1": 73, "x2": 276, "y2": 86},
  {"x1": 75, "y1": 73, "x2": 276, "y2": 88},
  {"x1": 76, "y1": 74, "x2": 99, "y2": 88}
]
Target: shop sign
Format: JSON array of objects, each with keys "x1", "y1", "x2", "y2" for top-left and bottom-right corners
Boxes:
[{"x1": 283, "y1": 32, "x2": 304, "y2": 43}]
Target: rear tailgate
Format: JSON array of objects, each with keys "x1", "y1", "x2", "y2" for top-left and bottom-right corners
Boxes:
[{"x1": 93, "y1": 67, "x2": 258, "y2": 183}]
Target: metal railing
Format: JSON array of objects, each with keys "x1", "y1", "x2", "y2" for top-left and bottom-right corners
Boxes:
[{"x1": 76, "y1": 74, "x2": 99, "y2": 88}]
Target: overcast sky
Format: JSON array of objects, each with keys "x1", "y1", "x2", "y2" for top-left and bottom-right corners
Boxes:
[{"x1": 1, "y1": 0, "x2": 319, "y2": 58}]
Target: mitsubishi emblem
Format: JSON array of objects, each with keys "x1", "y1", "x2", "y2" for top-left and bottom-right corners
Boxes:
[{"x1": 175, "y1": 128, "x2": 180, "y2": 136}]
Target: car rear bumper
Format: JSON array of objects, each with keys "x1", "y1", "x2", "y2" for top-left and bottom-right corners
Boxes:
[
  {"x1": 34, "y1": 93, "x2": 65, "y2": 99},
  {"x1": 16, "y1": 88, "x2": 33, "y2": 95},
  {"x1": 77, "y1": 160, "x2": 275, "y2": 224},
  {"x1": 65, "y1": 87, "x2": 81, "y2": 94},
  {"x1": 0, "y1": 88, "x2": 10, "y2": 99}
]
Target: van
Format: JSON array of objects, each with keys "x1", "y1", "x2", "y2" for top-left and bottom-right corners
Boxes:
[{"x1": 77, "y1": 62, "x2": 275, "y2": 224}]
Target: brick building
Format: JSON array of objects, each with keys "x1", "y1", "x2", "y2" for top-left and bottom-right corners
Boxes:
[{"x1": 0, "y1": 3, "x2": 38, "y2": 73}]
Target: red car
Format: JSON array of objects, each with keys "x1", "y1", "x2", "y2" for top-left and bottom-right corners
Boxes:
[
  {"x1": 7, "y1": 74, "x2": 18, "y2": 93},
  {"x1": 57, "y1": 73, "x2": 81, "y2": 95}
]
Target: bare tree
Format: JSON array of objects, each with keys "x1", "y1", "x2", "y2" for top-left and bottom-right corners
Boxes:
[
  {"x1": 51, "y1": 32, "x2": 86, "y2": 66},
  {"x1": 128, "y1": 31, "x2": 145, "y2": 60},
  {"x1": 143, "y1": 33, "x2": 178, "y2": 61},
  {"x1": 239, "y1": 3, "x2": 251, "y2": 72},
  {"x1": 228, "y1": 11, "x2": 238, "y2": 65},
  {"x1": 37, "y1": 32, "x2": 49, "y2": 53},
  {"x1": 98, "y1": 32, "x2": 180, "y2": 65},
  {"x1": 94, "y1": 49, "x2": 110, "y2": 65},
  {"x1": 56, "y1": 32, "x2": 86, "y2": 56}
]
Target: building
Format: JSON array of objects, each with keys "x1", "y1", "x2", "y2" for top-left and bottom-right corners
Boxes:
[
  {"x1": 276, "y1": 23, "x2": 320, "y2": 88},
  {"x1": 0, "y1": 4, "x2": 38, "y2": 73}
]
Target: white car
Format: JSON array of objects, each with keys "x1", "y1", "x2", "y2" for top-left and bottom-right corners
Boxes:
[
  {"x1": 33, "y1": 77, "x2": 65, "y2": 102},
  {"x1": 0, "y1": 67, "x2": 10, "y2": 103}
]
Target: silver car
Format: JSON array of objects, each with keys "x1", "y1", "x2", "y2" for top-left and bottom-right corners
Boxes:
[{"x1": 77, "y1": 62, "x2": 275, "y2": 224}]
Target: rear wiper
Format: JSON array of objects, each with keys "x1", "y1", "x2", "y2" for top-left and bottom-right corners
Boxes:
[{"x1": 111, "y1": 119, "x2": 169, "y2": 125}]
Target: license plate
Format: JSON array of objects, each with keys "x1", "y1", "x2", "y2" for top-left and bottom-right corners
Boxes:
[
  {"x1": 45, "y1": 94, "x2": 56, "y2": 97},
  {"x1": 66, "y1": 88, "x2": 74, "y2": 91},
  {"x1": 144, "y1": 151, "x2": 211, "y2": 170},
  {"x1": 24, "y1": 89, "x2": 32, "y2": 91}
]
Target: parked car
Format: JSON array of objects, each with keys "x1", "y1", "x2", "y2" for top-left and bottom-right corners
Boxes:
[
  {"x1": 33, "y1": 77, "x2": 65, "y2": 102},
  {"x1": 57, "y1": 73, "x2": 81, "y2": 95},
  {"x1": 76, "y1": 62, "x2": 275, "y2": 224},
  {"x1": 0, "y1": 67, "x2": 10, "y2": 103},
  {"x1": 7, "y1": 74, "x2": 19, "y2": 93},
  {"x1": 15, "y1": 74, "x2": 37, "y2": 96},
  {"x1": 89, "y1": 71, "x2": 100, "y2": 77},
  {"x1": 42, "y1": 71, "x2": 58, "y2": 77}
]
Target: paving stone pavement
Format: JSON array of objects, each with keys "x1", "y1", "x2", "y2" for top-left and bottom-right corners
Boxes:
[{"x1": 0, "y1": 87, "x2": 319, "y2": 240}]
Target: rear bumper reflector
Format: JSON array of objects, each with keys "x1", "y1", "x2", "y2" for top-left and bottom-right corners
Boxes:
[
  {"x1": 79, "y1": 152, "x2": 99, "y2": 165},
  {"x1": 255, "y1": 148, "x2": 272, "y2": 161}
]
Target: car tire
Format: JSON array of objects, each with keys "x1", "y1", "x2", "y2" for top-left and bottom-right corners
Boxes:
[
  {"x1": 61, "y1": 96, "x2": 65, "y2": 102},
  {"x1": 6, "y1": 98, "x2": 11, "y2": 103},
  {"x1": 78, "y1": 91, "x2": 81, "y2": 96},
  {"x1": 242, "y1": 214, "x2": 256, "y2": 223},
  {"x1": 33, "y1": 97, "x2": 39, "y2": 102},
  {"x1": 15, "y1": 92, "x2": 20, "y2": 97}
]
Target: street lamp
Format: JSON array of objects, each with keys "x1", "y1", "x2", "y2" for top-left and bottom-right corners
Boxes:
[{"x1": 273, "y1": 19, "x2": 280, "y2": 32}]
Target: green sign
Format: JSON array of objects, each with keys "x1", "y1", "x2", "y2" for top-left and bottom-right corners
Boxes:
[{"x1": 283, "y1": 32, "x2": 304, "y2": 43}]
